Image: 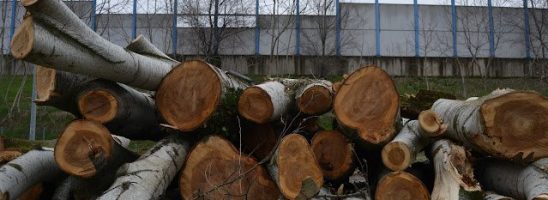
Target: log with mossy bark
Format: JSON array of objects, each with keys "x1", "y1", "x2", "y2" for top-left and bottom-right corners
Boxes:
[
  {"x1": 431, "y1": 89, "x2": 548, "y2": 162},
  {"x1": 179, "y1": 135, "x2": 280, "y2": 199},
  {"x1": 11, "y1": 8, "x2": 173, "y2": 90},
  {"x1": 333, "y1": 66, "x2": 401, "y2": 147},
  {"x1": 268, "y1": 134, "x2": 324, "y2": 200},
  {"x1": 98, "y1": 134, "x2": 191, "y2": 200},
  {"x1": 430, "y1": 139, "x2": 482, "y2": 200},
  {"x1": 156, "y1": 60, "x2": 249, "y2": 132},
  {"x1": 311, "y1": 130, "x2": 355, "y2": 182},
  {"x1": 54, "y1": 120, "x2": 138, "y2": 179},
  {"x1": 475, "y1": 158, "x2": 548, "y2": 200},
  {"x1": 76, "y1": 79, "x2": 164, "y2": 140},
  {"x1": 381, "y1": 110, "x2": 447, "y2": 171},
  {"x1": 35, "y1": 66, "x2": 93, "y2": 116},
  {"x1": 0, "y1": 148, "x2": 62, "y2": 200}
]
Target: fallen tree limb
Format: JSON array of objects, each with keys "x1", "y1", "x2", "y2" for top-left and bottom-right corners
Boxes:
[
  {"x1": 476, "y1": 158, "x2": 548, "y2": 200},
  {"x1": 98, "y1": 134, "x2": 191, "y2": 200},
  {"x1": 180, "y1": 135, "x2": 279, "y2": 199},
  {"x1": 431, "y1": 89, "x2": 548, "y2": 162}
]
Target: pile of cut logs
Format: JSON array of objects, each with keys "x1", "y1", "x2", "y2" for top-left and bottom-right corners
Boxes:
[{"x1": 0, "y1": 0, "x2": 546, "y2": 199}]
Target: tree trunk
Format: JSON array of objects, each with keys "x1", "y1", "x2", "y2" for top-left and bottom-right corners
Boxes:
[
  {"x1": 296, "y1": 80, "x2": 333, "y2": 115},
  {"x1": 382, "y1": 110, "x2": 447, "y2": 171},
  {"x1": 238, "y1": 81, "x2": 292, "y2": 124},
  {"x1": 333, "y1": 66, "x2": 401, "y2": 146},
  {"x1": 98, "y1": 134, "x2": 191, "y2": 200},
  {"x1": 156, "y1": 60, "x2": 249, "y2": 132},
  {"x1": 431, "y1": 89, "x2": 548, "y2": 162},
  {"x1": 375, "y1": 171, "x2": 430, "y2": 200},
  {"x1": 54, "y1": 120, "x2": 138, "y2": 178},
  {"x1": 35, "y1": 66, "x2": 93, "y2": 116},
  {"x1": 0, "y1": 148, "x2": 62, "y2": 200},
  {"x1": 179, "y1": 135, "x2": 280, "y2": 200},
  {"x1": 268, "y1": 134, "x2": 324, "y2": 200},
  {"x1": 484, "y1": 191, "x2": 515, "y2": 200},
  {"x1": 475, "y1": 158, "x2": 548, "y2": 200},
  {"x1": 76, "y1": 79, "x2": 164, "y2": 140},
  {"x1": 430, "y1": 139, "x2": 481, "y2": 200},
  {"x1": 125, "y1": 35, "x2": 178, "y2": 64},
  {"x1": 11, "y1": 14, "x2": 172, "y2": 90},
  {"x1": 311, "y1": 130, "x2": 355, "y2": 182}
]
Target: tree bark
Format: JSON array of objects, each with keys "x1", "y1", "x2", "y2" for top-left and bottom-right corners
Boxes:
[
  {"x1": 179, "y1": 135, "x2": 279, "y2": 200},
  {"x1": 400, "y1": 89, "x2": 456, "y2": 120},
  {"x1": 375, "y1": 171, "x2": 430, "y2": 200},
  {"x1": 311, "y1": 130, "x2": 355, "y2": 182},
  {"x1": 382, "y1": 110, "x2": 447, "y2": 171},
  {"x1": 11, "y1": 14, "x2": 172, "y2": 90},
  {"x1": 430, "y1": 139, "x2": 482, "y2": 200},
  {"x1": 0, "y1": 148, "x2": 62, "y2": 200},
  {"x1": 296, "y1": 80, "x2": 333, "y2": 115},
  {"x1": 268, "y1": 134, "x2": 324, "y2": 200},
  {"x1": 156, "y1": 60, "x2": 249, "y2": 132},
  {"x1": 35, "y1": 66, "x2": 93, "y2": 116},
  {"x1": 238, "y1": 81, "x2": 292, "y2": 124},
  {"x1": 475, "y1": 158, "x2": 548, "y2": 200},
  {"x1": 98, "y1": 134, "x2": 191, "y2": 200},
  {"x1": 54, "y1": 120, "x2": 138, "y2": 178},
  {"x1": 431, "y1": 89, "x2": 548, "y2": 162},
  {"x1": 76, "y1": 79, "x2": 164, "y2": 140},
  {"x1": 125, "y1": 35, "x2": 178, "y2": 64},
  {"x1": 333, "y1": 66, "x2": 401, "y2": 146},
  {"x1": 484, "y1": 191, "x2": 515, "y2": 200}
]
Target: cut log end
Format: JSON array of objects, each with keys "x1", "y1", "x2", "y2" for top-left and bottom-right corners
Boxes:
[
  {"x1": 157, "y1": 60, "x2": 222, "y2": 131},
  {"x1": 278, "y1": 134, "x2": 324, "y2": 199},
  {"x1": 35, "y1": 66, "x2": 56, "y2": 103},
  {"x1": 78, "y1": 89, "x2": 119, "y2": 123},
  {"x1": 238, "y1": 86, "x2": 274, "y2": 123},
  {"x1": 534, "y1": 194, "x2": 548, "y2": 200},
  {"x1": 480, "y1": 91, "x2": 548, "y2": 160},
  {"x1": 375, "y1": 171, "x2": 430, "y2": 200},
  {"x1": 180, "y1": 135, "x2": 279, "y2": 200},
  {"x1": 21, "y1": 0, "x2": 39, "y2": 6},
  {"x1": 55, "y1": 120, "x2": 113, "y2": 178},
  {"x1": 418, "y1": 110, "x2": 447, "y2": 137},
  {"x1": 311, "y1": 130, "x2": 354, "y2": 181},
  {"x1": 334, "y1": 66, "x2": 399, "y2": 144},
  {"x1": 298, "y1": 85, "x2": 333, "y2": 115},
  {"x1": 381, "y1": 141, "x2": 412, "y2": 171},
  {"x1": 10, "y1": 16, "x2": 34, "y2": 59}
]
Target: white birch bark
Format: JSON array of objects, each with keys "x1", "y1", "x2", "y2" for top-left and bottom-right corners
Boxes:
[
  {"x1": 255, "y1": 81, "x2": 291, "y2": 121},
  {"x1": 125, "y1": 35, "x2": 178, "y2": 64},
  {"x1": 0, "y1": 148, "x2": 62, "y2": 200}
]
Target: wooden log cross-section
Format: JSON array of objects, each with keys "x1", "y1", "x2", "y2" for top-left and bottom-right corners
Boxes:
[
  {"x1": 381, "y1": 110, "x2": 447, "y2": 171},
  {"x1": 375, "y1": 171, "x2": 430, "y2": 200},
  {"x1": 268, "y1": 134, "x2": 324, "y2": 200},
  {"x1": 431, "y1": 89, "x2": 548, "y2": 162},
  {"x1": 311, "y1": 130, "x2": 355, "y2": 182},
  {"x1": 333, "y1": 66, "x2": 401, "y2": 147},
  {"x1": 11, "y1": 0, "x2": 175, "y2": 90},
  {"x1": 179, "y1": 135, "x2": 279, "y2": 199}
]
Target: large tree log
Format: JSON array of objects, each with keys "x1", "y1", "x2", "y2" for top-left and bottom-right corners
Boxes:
[
  {"x1": 311, "y1": 130, "x2": 355, "y2": 182},
  {"x1": 296, "y1": 80, "x2": 333, "y2": 115},
  {"x1": 431, "y1": 89, "x2": 548, "y2": 162},
  {"x1": 125, "y1": 35, "x2": 178, "y2": 63},
  {"x1": 475, "y1": 158, "x2": 548, "y2": 200},
  {"x1": 54, "y1": 120, "x2": 138, "y2": 178},
  {"x1": 239, "y1": 122, "x2": 279, "y2": 161},
  {"x1": 0, "y1": 148, "x2": 62, "y2": 200},
  {"x1": 11, "y1": 13, "x2": 172, "y2": 90},
  {"x1": 375, "y1": 171, "x2": 430, "y2": 200},
  {"x1": 268, "y1": 134, "x2": 324, "y2": 200},
  {"x1": 333, "y1": 66, "x2": 401, "y2": 146},
  {"x1": 35, "y1": 66, "x2": 93, "y2": 116},
  {"x1": 156, "y1": 60, "x2": 249, "y2": 132},
  {"x1": 98, "y1": 134, "x2": 191, "y2": 200},
  {"x1": 180, "y1": 135, "x2": 279, "y2": 199},
  {"x1": 381, "y1": 110, "x2": 447, "y2": 171},
  {"x1": 484, "y1": 192, "x2": 515, "y2": 200},
  {"x1": 77, "y1": 79, "x2": 164, "y2": 140},
  {"x1": 430, "y1": 140, "x2": 482, "y2": 200},
  {"x1": 400, "y1": 89, "x2": 456, "y2": 119}
]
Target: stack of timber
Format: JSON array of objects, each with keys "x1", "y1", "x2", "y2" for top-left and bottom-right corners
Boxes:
[{"x1": 4, "y1": 0, "x2": 548, "y2": 199}]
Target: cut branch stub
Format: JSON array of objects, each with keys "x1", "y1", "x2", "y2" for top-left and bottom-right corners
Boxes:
[
  {"x1": 54, "y1": 120, "x2": 113, "y2": 178},
  {"x1": 432, "y1": 89, "x2": 548, "y2": 162},
  {"x1": 180, "y1": 135, "x2": 280, "y2": 199},
  {"x1": 296, "y1": 81, "x2": 333, "y2": 115},
  {"x1": 311, "y1": 130, "x2": 354, "y2": 182},
  {"x1": 418, "y1": 110, "x2": 447, "y2": 137},
  {"x1": 156, "y1": 60, "x2": 248, "y2": 132},
  {"x1": 334, "y1": 66, "x2": 401, "y2": 145},
  {"x1": 269, "y1": 134, "x2": 324, "y2": 200},
  {"x1": 375, "y1": 171, "x2": 430, "y2": 200}
]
